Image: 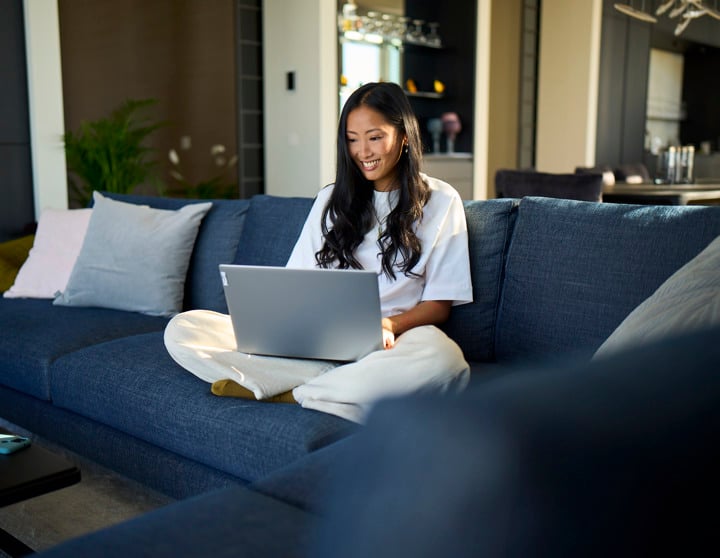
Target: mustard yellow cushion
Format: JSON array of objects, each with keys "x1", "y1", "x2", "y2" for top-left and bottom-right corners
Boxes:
[{"x1": 0, "y1": 235, "x2": 34, "y2": 292}]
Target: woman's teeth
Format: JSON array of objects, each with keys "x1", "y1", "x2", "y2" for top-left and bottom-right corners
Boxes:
[{"x1": 362, "y1": 160, "x2": 379, "y2": 170}]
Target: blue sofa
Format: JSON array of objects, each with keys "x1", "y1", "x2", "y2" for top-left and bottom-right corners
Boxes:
[
  {"x1": 1, "y1": 193, "x2": 719, "y2": 543},
  {"x1": 36, "y1": 324, "x2": 720, "y2": 557}
]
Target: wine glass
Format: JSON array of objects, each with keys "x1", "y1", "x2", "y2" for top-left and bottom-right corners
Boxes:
[
  {"x1": 427, "y1": 22, "x2": 441, "y2": 47},
  {"x1": 407, "y1": 19, "x2": 425, "y2": 43},
  {"x1": 427, "y1": 118, "x2": 442, "y2": 153},
  {"x1": 393, "y1": 16, "x2": 410, "y2": 40}
]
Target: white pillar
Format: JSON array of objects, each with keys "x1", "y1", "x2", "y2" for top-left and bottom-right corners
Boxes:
[
  {"x1": 24, "y1": 0, "x2": 68, "y2": 213},
  {"x1": 262, "y1": 0, "x2": 338, "y2": 197},
  {"x1": 473, "y1": 0, "x2": 492, "y2": 200},
  {"x1": 535, "y1": 0, "x2": 602, "y2": 172}
]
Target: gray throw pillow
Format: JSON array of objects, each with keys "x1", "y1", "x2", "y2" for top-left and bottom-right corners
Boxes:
[
  {"x1": 54, "y1": 191, "x2": 212, "y2": 317},
  {"x1": 594, "y1": 234, "x2": 720, "y2": 359}
]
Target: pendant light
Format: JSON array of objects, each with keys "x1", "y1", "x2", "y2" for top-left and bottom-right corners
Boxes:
[{"x1": 613, "y1": 1, "x2": 658, "y2": 22}]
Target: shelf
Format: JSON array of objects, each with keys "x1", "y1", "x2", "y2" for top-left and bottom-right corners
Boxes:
[
  {"x1": 405, "y1": 91, "x2": 443, "y2": 99},
  {"x1": 402, "y1": 39, "x2": 443, "y2": 50},
  {"x1": 338, "y1": 31, "x2": 442, "y2": 50},
  {"x1": 647, "y1": 115, "x2": 685, "y2": 122}
]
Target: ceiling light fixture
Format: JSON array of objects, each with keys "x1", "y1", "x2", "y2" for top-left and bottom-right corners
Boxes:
[{"x1": 614, "y1": 1, "x2": 658, "y2": 22}]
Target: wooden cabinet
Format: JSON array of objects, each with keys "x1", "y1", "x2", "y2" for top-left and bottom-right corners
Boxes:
[{"x1": 422, "y1": 154, "x2": 473, "y2": 199}]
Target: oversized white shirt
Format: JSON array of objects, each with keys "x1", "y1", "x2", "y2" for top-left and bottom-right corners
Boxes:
[{"x1": 286, "y1": 174, "x2": 473, "y2": 318}]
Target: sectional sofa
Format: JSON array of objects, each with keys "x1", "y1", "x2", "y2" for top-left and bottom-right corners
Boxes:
[{"x1": 1, "y1": 191, "x2": 719, "y2": 555}]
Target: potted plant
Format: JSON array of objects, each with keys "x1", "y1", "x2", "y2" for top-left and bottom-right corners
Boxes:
[{"x1": 63, "y1": 98, "x2": 164, "y2": 207}]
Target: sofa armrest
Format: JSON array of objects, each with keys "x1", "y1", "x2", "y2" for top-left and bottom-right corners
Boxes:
[{"x1": 36, "y1": 486, "x2": 316, "y2": 558}]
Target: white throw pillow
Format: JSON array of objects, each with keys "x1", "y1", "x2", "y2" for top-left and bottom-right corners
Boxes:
[
  {"x1": 53, "y1": 192, "x2": 212, "y2": 317},
  {"x1": 3, "y1": 208, "x2": 93, "y2": 299},
  {"x1": 594, "y1": 234, "x2": 720, "y2": 359}
]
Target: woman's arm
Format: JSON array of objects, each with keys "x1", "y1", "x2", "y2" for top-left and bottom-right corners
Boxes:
[{"x1": 381, "y1": 300, "x2": 452, "y2": 349}]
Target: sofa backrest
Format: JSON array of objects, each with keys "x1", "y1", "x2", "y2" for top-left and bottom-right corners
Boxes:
[
  {"x1": 495, "y1": 197, "x2": 720, "y2": 363},
  {"x1": 233, "y1": 195, "x2": 314, "y2": 267},
  {"x1": 441, "y1": 199, "x2": 518, "y2": 362},
  {"x1": 232, "y1": 195, "x2": 518, "y2": 364}
]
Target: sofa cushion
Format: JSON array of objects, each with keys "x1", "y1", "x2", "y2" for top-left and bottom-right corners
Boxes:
[
  {"x1": 0, "y1": 299, "x2": 167, "y2": 400},
  {"x1": 594, "y1": 233, "x2": 720, "y2": 358},
  {"x1": 49, "y1": 331, "x2": 358, "y2": 482},
  {"x1": 495, "y1": 197, "x2": 720, "y2": 362},
  {"x1": 251, "y1": 435, "x2": 357, "y2": 513},
  {"x1": 102, "y1": 192, "x2": 250, "y2": 313},
  {"x1": 54, "y1": 192, "x2": 212, "y2": 317},
  {"x1": 0, "y1": 235, "x2": 34, "y2": 292},
  {"x1": 233, "y1": 195, "x2": 314, "y2": 266},
  {"x1": 3, "y1": 209, "x2": 91, "y2": 299},
  {"x1": 442, "y1": 199, "x2": 518, "y2": 362}
]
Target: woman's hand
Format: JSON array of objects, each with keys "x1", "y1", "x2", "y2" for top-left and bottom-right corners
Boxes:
[
  {"x1": 381, "y1": 300, "x2": 452, "y2": 350},
  {"x1": 382, "y1": 318, "x2": 396, "y2": 349}
]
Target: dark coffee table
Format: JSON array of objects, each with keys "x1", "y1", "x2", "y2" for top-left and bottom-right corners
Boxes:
[{"x1": 0, "y1": 427, "x2": 81, "y2": 556}]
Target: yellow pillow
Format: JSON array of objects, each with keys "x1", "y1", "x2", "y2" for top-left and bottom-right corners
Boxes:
[{"x1": 0, "y1": 235, "x2": 35, "y2": 292}]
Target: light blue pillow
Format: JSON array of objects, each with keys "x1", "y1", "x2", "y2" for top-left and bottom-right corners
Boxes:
[
  {"x1": 54, "y1": 191, "x2": 212, "y2": 317},
  {"x1": 594, "y1": 234, "x2": 720, "y2": 358}
]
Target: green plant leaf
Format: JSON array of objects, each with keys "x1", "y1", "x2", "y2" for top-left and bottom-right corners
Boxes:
[{"x1": 63, "y1": 98, "x2": 165, "y2": 204}]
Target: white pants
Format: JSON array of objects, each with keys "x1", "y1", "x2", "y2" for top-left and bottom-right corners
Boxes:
[{"x1": 164, "y1": 310, "x2": 470, "y2": 423}]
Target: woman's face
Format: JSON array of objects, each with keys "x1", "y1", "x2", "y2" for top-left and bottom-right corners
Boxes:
[{"x1": 346, "y1": 105, "x2": 405, "y2": 192}]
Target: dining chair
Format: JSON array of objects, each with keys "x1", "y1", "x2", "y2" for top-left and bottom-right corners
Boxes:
[{"x1": 495, "y1": 169, "x2": 604, "y2": 202}]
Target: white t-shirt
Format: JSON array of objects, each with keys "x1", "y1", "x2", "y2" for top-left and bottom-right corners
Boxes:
[{"x1": 286, "y1": 174, "x2": 473, "y2": 318}]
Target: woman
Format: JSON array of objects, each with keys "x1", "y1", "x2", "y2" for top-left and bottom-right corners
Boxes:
[{"x1": 165, "y1": 82, "x2": 472, "y2": 423}]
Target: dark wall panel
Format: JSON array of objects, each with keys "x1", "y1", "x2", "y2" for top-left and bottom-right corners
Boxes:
[
  {"x1": 681, "y1": 45, "x2": 720, "y2": 149},
  {"x1": 0, "y1": 146, "x2": 35, "y2": 241},
  {"x1": 0, "y1": 0, "x2": 35, "y2": 241},
  {"x1": 621, "y1": 21, "x2": 651, "y2": 165},
  {"x1": 596, "y1": 10, "x2": 628, "y2": 167},
  {"x1": 0, "y1": 0, "x2": 30, "y2": 144},
  {"x1": 235, "y1": 0, "x2": 264, "y2": 198},
  {"x1": 596, "y1": 0, "x2": 651, "y2": 169}
]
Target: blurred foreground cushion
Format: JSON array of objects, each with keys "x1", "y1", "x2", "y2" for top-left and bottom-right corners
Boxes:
[{"x1": 315, "y1": 325, "x2": 720, "y2": 557}]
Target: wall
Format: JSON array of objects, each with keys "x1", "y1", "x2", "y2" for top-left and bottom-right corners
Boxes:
[
  {"x1": 535, "y1": 0, "x2": 602, "y2": 172},
  {"x1": 0, "y1": 0, "x2": 35, "y2": 240},
  {"x1": 487, "y1": 0, "x2": 522, "y2": 194},
  {"x1": 58, "y1": 0, "x2": 237, "y2": 203},
  {"x1": 262, "y1": 0, "x2": 337, "y2": 196}
]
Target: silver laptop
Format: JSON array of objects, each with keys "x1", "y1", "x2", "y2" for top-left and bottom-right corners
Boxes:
[{"x1": 219, "y1": 264, "x2": 384, "y2": 361}]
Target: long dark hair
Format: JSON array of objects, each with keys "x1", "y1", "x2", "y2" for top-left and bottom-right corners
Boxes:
[{"x1": 315, "y1": 82, "x2": 430, "y2": 279}]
